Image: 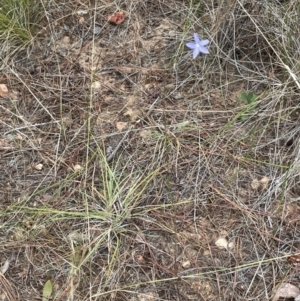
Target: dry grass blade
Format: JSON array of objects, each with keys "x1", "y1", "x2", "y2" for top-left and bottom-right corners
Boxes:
[
  {"x1": 0, "y1": 273, "x2": 17, "y2": 301},
  {"x1": 0, "y1": 0, "x2": 300, "y2": 300}
]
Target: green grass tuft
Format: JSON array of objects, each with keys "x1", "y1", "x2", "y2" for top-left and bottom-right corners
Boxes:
[{"x1": 0, "y1": 0, "x2": 43, "y2": 45}]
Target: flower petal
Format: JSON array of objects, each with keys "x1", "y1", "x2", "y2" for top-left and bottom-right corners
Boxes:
[
  {"x1": 193, "y1": 47, "x2": 201, "y2": 59},
  {"x1": 193, "y1": 33, "x2": 201, "y2": 44},
  {"x1": 199, "y1": 45, "x2": 209, "y2": 54},
  {"x1": 200, "y1": 39, "x2": 210, "y2": 46},
  {"x1": 186, "y1": 42, "x2": 196, "y2": 49}
]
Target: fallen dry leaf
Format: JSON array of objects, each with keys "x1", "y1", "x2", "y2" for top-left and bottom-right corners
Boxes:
[
  {"x1": 41, "y1": 194, "x2": 52, "y2": 202},
  {"x1": 272, "y1": 283, "x2": 300, "y2": 301},
  {"x1": 288, "y1": 253, "x2": 300, "y2": 263},
  {"x1": 124, "y1": 108, "x2": 140, "y2": 122},
  {"x1": 126, "y1": 95, "x2": 139, "y2": 106},
  {"x1": 260, "y1": 176, "x2": 270, "y2": 189},
  {"x1": 78, "y1": 17, "x2": 85, "y2": 24},
  {"x1": 139, "y1": 129, "x2": 152, "y2": 139},
  {"x1": 0, "y1": 84, "x2": 8, "y2": 97},
  {"x1": 91, "y1": 81, "x2": 101, "y2": 90},
  {"x1": 251, "y1": 178, "x2": 260, "y2": 190},
  {"x1": 251, "y1": 176, "x2": 270, "y2": 190},
  {"x1": 0, "y1": 138, "x2": 12, "y2": 148},
  {"x1": 136, "y1": 292, "x2": 157, "y2": 301},
  {"x1": 116, "y1": 122, "x2": 128, "y2": 131},
  {"x1": 108, "y1": 11, "x2": 125, "y2": 25},
  {"x1": 134, "y1": 254, "x2": 146, "y2": 264},
  {"x1": 203, "y1": 250, "x2": 211, "y2": 256}
]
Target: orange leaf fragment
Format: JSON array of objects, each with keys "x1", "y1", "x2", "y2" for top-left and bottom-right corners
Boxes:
[
  {"x1": 288, "y1": 253, "x2": 300, "y2": 263},
  {"x1": 108, "y1": 11, "x2": 125, "y2": 25}
]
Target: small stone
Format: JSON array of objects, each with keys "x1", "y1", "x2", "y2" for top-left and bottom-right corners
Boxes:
[
  {"x1": 0, "y1": 84, "x2": 8, "y2": 97},
  {"x1": 215, "y1": 237, "x2": 228, "y2": 249},
  {"x1": 73, "y1": 164, "x2": 83, "y2": 171},
  {"x1": 182, "y1": 260, "x2": 191, "y2": 268},
  {"x1": 76, "y1": 10, "x2": 88, "y2": 15},
  {"x1": 34, "y1": 163, "x2": 43, "y2": 170},
  {"x1": 228, "y1": 241, "x2": 235, "y2": 249},
  {"x1": 173, "y1": 92, "x2": 183, "y2": 100},
  {"x1": 91, "y1": 81, "x2": 101, "y2": 90},
  {"x1": 93, "y1": 25, "x2": 102, "y2": 34}
]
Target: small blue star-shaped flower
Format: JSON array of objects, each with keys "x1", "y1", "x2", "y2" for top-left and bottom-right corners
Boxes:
[{"x1": 186, "y1": 33, "x2": 209, "y2": 59}]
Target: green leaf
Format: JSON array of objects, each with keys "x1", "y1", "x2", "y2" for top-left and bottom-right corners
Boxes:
[
  {"x1": 239, "y1": 91, "x2": 257, "y2": 105},
  {"x1": 240, "y1": 92, "x2": 247, "y2": 101},
  {"x1": 247, "y1": 92, "x2": 256, "y2": 104},
  {"x1": 43, "y1": 280, "x2": 53, "y2": 301},
  {"x1": 247, "y1": 91, "x2": 254, "y2": 100}
]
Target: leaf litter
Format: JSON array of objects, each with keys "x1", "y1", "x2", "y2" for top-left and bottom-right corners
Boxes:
[{"x1": 0, "y1": 0, "x2": 300, "y2": 300}]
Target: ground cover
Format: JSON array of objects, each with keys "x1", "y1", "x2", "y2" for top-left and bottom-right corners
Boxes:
[{"x1": 0, "y1": 0, "x2": 300, "y2": 300}]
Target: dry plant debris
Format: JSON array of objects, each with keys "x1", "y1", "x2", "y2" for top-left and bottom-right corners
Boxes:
[{"x1": 0, "y1": 0, "x2": 300, "y2": 300}]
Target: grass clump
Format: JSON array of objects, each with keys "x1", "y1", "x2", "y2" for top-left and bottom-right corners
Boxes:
[{"x1": 0, "y1": 0, "x2": 43, "y2": 57}]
